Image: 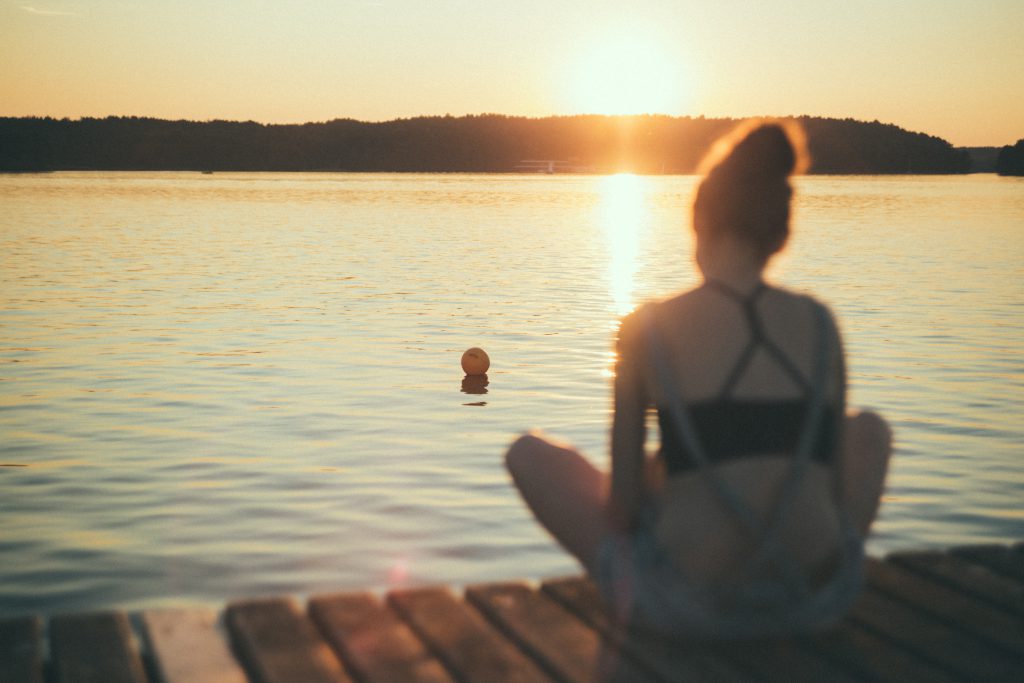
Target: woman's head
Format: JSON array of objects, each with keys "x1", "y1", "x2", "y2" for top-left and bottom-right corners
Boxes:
[{"x1": 693, "y1": 120, "x2": 809, "y2": 265}]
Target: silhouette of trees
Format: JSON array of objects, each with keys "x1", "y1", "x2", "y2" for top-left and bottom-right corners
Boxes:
[
  {"x1": 995, "y1": 139, "x2": 1024, "y2": 176},
  {"x1": 0, "y1": 114, "x2": 973, "y2": 174},
  {"x1": 798, "y1": 117, "x2": 970, "y2": 174}
]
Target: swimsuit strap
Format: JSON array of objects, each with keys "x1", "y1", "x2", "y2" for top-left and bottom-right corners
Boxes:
[
  {"x1": 643, "y1": 307, "x2": 768, "y2": 540},
  {"x1": 705, "y1": 279, "x2": 812, "y2": 399},
  {"x1": 643, "y1": 298, "x2": 835, "y2": 597},
  {"x1": 744, "y1": 302, "x2": 832, "y2": 597}
]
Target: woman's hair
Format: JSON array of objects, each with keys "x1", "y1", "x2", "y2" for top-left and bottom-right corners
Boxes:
[{"x1": 693, "y1": 119, "x2": 810, "y2": 262}]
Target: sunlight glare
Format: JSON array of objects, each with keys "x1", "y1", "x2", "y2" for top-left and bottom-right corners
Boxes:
[{"x1": 568, "y1": 38, "x2": 688, "y2": 116}]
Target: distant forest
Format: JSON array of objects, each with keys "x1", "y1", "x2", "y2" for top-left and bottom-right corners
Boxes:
[
  {"x1": 995, "y1": 139, "x2": 1024, "y2": 176},
  {"x1": 0, "y1": 114, "x2": 975, "y2": 174}
]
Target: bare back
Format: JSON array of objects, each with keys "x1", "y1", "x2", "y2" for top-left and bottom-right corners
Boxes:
[{"x1": 626, "y1": 282, "x2": 846, "y2": 584}]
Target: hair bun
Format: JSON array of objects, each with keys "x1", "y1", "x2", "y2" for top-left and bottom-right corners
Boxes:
[
  {"x1": 717, "y1": 124, "x2": 797, "y2": 183},
  {"x1": 698, "y1": 119, "x2": 809, "y2": 184},
  {"x1": 692, "y1": 120, "x2": 810, "y2": 262}
]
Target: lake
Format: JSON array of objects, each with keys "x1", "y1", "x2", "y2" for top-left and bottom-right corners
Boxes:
[{"x1": 1, "y1": 171, "x2": 1021, "y2": 616}]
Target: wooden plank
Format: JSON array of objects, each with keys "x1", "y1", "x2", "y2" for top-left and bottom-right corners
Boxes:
[
  {"x1": 142, "y1": 608, "x2": 248, "y2": 683},
  {"x1": 387, "y1": 586, "x2": 551, "y2": 683},
  {"x1": 802, "y1": 622, "x2": 959, "y2": 683},
  {"x1": 536, "y1": 578, "x2": 609, "y2": 634},
  {"x1": 540, "y1": 577, "x2": 758, "y2": 682},
  {"x1": 951, "y1": 544, "x2": 1024, "y2": 584},
  {"x1": 49, "y1": 611, "x2": 147, "y2": 683},
  {"x1": 0, "y1": 617, "x2": 44, "y2": 683},
  {"x1": 541, "y1": 576, "x2": 872, "y2": 683},
  {"x1": 889, "y1": 550, "x2": 1024, "y2": 617},
  {"x1": 867, "y1": 557, "x2": 1024, "y2": 658},
  {"x1": 466, "y1": 581, "x2": 659, "y2": 683},
  {"x1": 616, "y1": 633, "x2": 754, "y2": 683},
  {"x1": 310, "y1": 591, "x2": 455, "y2": 683},
  {"x1": 705, "y1": 638, "x2": 866, "y2": 683},
  {"x1": 848, "y1": 587, "x2": 1019, "y2": 681},
  {"x1": 226, "y1": 597, "x2": 351, "y2": 683}
]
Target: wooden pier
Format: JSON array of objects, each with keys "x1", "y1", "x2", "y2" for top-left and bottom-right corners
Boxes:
[{"x1": 2, "y1": 543, "x2": 1022, "y2": 682}]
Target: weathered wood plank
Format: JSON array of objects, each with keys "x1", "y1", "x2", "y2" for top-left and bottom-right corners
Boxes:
[
  {"x1": 867, "y1": 557, "x2": 1024, "y2": 657},
  {"x1": 802, "y1": 622, "x2": 959, "y2": 683},
  {"x1": 310, "y1": 591, "x2": 456, "y2": 683},
  {"x1": 49, "y1": 611, "x2": 147, "y2": 683},
  {"x1": 536, "y1": 578, "x2": 608, "y2": 634},
  {"x1": 387, "y1": 586, "x2": 551, "y2": 683},
  {"x1": 889, "y1": 550, "x2": 1024, "y2": 617},
  {"x1": 15, "y1": 542, "x2": 1024, "y2": 683},
  {"x1": 951, "y1": 544, "x2": 1024, "y2": 584},
  {"x1": 707, "y1": 637, "x2": 866, "y2": 683},
  {"x1": 142, "y1": 608, "x2": 248, "y2": 683},
  {"x1": 543, "y1": 576, "x2": 874, "y2": 683},
  {"x1": 848, "y1": 587, "x2": 1019, "y2": 681},
  {"x1": 0, "y1": 617, "x2": 43, "y2": 683},
  {"x1": 226, "y1": 597, "x2": 351, "y2": 683},
  {"x1": 466, "y1": 581, "x2": 658, "y2": 683},
  {"x1": 540, "y1": 576, "x2": 757, "y2": 682},
  {"x1": 621, "y1": 634, "x2": 755, "y2": 683}
]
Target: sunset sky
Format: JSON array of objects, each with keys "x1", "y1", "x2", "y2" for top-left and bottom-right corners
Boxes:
[{"x1": 2, "y1": 0, "x2": 1021, "y2": 147}]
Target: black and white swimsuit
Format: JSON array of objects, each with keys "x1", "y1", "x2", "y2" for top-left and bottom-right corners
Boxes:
[
  {"x1": 659, "y1": 281, "x2": 841, "y2": 473},
  {"x1": 595, "y1": 286, "x2": 863, "y2": 638}
]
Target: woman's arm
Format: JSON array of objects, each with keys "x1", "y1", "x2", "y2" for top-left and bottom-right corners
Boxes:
[
  {"x1": 608, "y1": 309, "x2": 650, "y2": 532},
  {"x1": 823, "y1": 303, "x2": 848, "y2": 500}
]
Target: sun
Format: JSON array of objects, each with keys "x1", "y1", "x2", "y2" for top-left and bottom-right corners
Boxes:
[{"x1": 566, "y1": 38, "x2": 689, "y2": 116}]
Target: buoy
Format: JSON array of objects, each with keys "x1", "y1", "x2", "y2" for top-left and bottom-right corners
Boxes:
[{"x1": 461, "y1": 347, "x2": 490, "y2": 376}]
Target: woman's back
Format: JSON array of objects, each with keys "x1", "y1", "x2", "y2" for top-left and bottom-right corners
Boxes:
[
  {"x1": 645, "y1": 284, "x2": 839, "y2": 405},
  {"x1": 637, "y1": 283, "x2": 846, "y2": 584}
]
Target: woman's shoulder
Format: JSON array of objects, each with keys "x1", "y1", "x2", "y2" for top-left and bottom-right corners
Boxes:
[
  {"x1": 616, "y1": 289, "x2": 704, "y2": 350},
  {"x1": 626, "y1": 284, "x2": 841, "y2": 344},
  {"x1": 619, "y1": 291, "x2": 689, "y2": 326},
  {"x1": 616, "y1": 303, "x2": 651, "y2": 352},
  {"x1": 631, "y1": 283, "x2": 824, "y2": 319},
  {"x1": 639, "y1": 287, "x2": 709, "y2": 317},
  {"x1": 763, "y1": 286, "x2": 845, "y2": 361},
  {"x1": 618, "y1": 283, "x2": 840, "y2": 339},
  {"x1": 763, "y1": 284, "x2": 838, "y2": 319},
  {"x1": 750, "y1": 281, "x2": 810, "y2": 302}
]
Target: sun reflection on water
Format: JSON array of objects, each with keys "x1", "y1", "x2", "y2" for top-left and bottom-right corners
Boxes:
[
  {"x1": 599, "y1": 173, "x2": 649, "y2": 317},
  {"x1": 3, "y1": 172, "x2": 1020, "y2": 614}
]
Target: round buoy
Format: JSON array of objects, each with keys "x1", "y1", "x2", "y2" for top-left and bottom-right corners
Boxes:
[{"x1": 461, "y1": 347, "x2": 490, "y2": 375}]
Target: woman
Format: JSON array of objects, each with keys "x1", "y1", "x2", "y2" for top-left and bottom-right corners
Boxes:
[{"x1": 505, "y1": 120, "x2": 891, "y2": 637}]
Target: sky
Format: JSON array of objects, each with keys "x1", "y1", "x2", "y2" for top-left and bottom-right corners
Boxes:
[{"x1": 1, "y1": 0, "x2": 1022, "y2": 147}]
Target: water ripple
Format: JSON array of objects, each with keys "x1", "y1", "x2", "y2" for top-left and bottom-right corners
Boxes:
[{"x1": 1, "y1": 172, "x2": 1021, "y2": 616}]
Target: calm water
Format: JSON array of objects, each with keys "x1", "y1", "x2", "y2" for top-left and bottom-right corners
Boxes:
[{"x1": 1, "y1": 172, "x2": 1021, "y2": 617}]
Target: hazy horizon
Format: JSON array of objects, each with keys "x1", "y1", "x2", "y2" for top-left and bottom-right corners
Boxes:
[{"x1": 3, "y1": 1, "x2": 1022, "y2": 148}]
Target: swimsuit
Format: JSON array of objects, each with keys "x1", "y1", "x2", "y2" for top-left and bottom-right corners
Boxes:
[
  {"x1": 659, "y1": 281, "x2": 840, "y2": 474},
  {"x1": 660, "y1": 399, "x2": 838, "y2": 473},
  {"x1": 595, "y1": 283, "x2": 863, "y2": 638}
]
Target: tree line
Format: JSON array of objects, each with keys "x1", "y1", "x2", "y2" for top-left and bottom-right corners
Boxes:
[
  {"x1": 995, "y1": 139, "x2": 1024, "y2": 176},
  {"x1": 0, "y1": 114, "x2": 973, "y2": 174}
]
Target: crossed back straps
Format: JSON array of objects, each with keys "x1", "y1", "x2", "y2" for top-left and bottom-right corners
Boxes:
[{"x1": 642, "y1": 285, "x2": 833, "y2": 598}]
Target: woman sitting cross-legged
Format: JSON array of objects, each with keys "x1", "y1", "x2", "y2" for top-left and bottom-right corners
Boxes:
[{"x1": 505, "y1": 120, "x2": 891, "y2": 638}]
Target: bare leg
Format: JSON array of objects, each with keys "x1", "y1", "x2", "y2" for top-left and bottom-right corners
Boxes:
[
  {"x1": 841, "y1": 409, "x2": 892, "y2": 537},
  {"x1": 505, "y1": 431, "x2": 610, "y2": 572}
]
